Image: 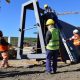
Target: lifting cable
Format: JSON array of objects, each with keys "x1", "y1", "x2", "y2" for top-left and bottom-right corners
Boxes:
[
  {"x1": 23, "y1": 26, "x2": 37, "y2": 31},
  {"x1": 19, "y1": 26, "x2": 37, "y2": 32},
  {"x1": 19, "y1": 23, "x2": 39, "y2": 32}
]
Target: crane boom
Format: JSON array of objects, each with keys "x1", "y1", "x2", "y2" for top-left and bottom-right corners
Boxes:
[{"x1": 57, "y1": 11, "x2": 80, "y2": 15}]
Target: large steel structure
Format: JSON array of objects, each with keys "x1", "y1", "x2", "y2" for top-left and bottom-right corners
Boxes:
[{"x1": 17, "y1": 0, "x2": 79, "y2": 63}]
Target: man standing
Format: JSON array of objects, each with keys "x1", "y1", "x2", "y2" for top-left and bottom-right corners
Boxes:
[
  {"x1": 0, "y1": 30, "x2": 9, "y2": 68},
  {"x1": 45, "y1": 19, "x2": 60, "y2": 74}
]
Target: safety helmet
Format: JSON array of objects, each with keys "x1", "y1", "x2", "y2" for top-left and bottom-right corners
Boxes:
[
  {"x1": 73, "y1": 29, "x2": 79, "y2": 34},
  {"x1": 46, "y1": 19, "x2": 55, "y2": 26},
  {"x1": 44, "y1": 4, "x2": 48, "y2": 8}
]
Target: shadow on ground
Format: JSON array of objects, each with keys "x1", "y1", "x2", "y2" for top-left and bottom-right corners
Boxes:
[
  {"x1": 0, "y1": 70, "x2": 45, "y2": 78},
  {"x1": 57, "y1": 68, "x2": 80, "y2": 74}
]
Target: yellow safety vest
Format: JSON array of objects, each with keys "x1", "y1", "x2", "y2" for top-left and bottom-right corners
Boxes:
[{"x1": 46, "y1": 28, "x2": 59, "y2": 50}]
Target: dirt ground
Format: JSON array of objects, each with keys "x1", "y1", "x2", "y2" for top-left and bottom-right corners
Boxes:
[{"x1": 0, "y1": 60, "x2": 80, "y2": 80}]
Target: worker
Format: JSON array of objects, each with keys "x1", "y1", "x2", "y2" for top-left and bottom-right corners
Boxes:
[
  {"x1": 0, "y1": 30, "x2": 9, "y2": 68},
  {"x1": 44, "y1": 4, "x2": 53, "y2": 13},
  {"x1": 45, "y1": 19, "x2": 60, "y2": 74},
  {"x1": 42, "y1": 4, "x2": 62, "y2": 34},
  {"x1": 68, "y1": 29, "x2": 80, "y2": 59}
]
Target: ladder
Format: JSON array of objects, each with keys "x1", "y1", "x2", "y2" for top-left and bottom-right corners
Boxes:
[{"x1": 60, "y1": 31, "x2": 77, "y2": 62}]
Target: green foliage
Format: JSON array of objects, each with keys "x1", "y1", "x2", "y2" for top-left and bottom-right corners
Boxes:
[
  {"x1": 24, "y1": 37, "x2": 37, "y2": 46},
  {"x1": 4, "y1": 37, "x2": 37, "y2": 46},
  {"x1": 10, "y1": 37, "x2": 18, "y2": 46}
]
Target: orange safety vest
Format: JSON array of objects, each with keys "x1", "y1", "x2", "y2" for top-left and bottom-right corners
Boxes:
[
  {"x1": 73, "y1": 34, "x2": 80, "y2": 46},
  {"x1": 0, "y1": 45, "x2": 8, "y2": 52},
  {"x1": 0, "y1": 37, "x2": 9, "y2": 52}
]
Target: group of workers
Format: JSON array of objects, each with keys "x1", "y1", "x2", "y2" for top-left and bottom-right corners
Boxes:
[
  {"x1": 45, "y1": 18, "x2": 80, "y2": 74},
  {"x1": 0, "y1": 4, "x2": 80, "y2": 76},
  {"x1": 44, "y1": 4, "x2": 80, "y2": 74}
]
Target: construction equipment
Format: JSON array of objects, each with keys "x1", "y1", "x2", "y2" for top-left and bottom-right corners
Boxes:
[{"x1": 17, "y1": 0, "x2": 79, "y2": 63}]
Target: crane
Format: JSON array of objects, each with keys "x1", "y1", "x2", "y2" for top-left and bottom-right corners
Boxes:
[{"x1": 56, "y1": 11, "x2": 80, "y2": 16}]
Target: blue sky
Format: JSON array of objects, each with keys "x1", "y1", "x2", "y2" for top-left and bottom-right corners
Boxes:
[{"x1": 0, "y1": 0, "x2": 80, "y2": 37}]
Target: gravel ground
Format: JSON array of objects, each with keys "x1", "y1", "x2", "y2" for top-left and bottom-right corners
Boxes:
[{"x1": 0, "y1": 60, "x2": 80, "y2": 80}]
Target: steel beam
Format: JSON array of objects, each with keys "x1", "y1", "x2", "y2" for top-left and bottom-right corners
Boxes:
[
  {"x1": 24, "y1": 53, "x2": 46, "y2": 59},
  {"x1": 17, "y1": 4, "x2": 26, "y2": 59}
]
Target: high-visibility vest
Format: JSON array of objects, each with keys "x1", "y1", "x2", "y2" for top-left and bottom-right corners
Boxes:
[
  {"x1": 0, "y1": 45, "x2": 8, "y2": 52},
  {"x1": 0, "y1": 37, "x2": 8, "y2": 52},
  {"x1": 73, "y1": 34, "x2": 80, "y2": 46},
  {"x1": 46, "y1": 28, "x2": 59, "y2": 50}
]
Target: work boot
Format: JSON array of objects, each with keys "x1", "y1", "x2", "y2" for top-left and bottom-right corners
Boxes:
[
  {"x1": 45, "y1": 72, "x2": 51, "y2": 74},
  {"x1": 5, "y1": 63, "x2": 10, "y2": 68},
  {"x1": 0, "y1": 60, "x2": 5, "y2": 68},
  {"x1": 50, "y1": 71, "x2": 57, "y2": 74},
  {"x1": 45, "y1": 71, "x2": 54, "y2": 74}
]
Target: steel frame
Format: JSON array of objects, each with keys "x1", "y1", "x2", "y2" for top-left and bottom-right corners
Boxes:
[{"x1": 17, "y1": 0, "x2": 46, "y2": 59}]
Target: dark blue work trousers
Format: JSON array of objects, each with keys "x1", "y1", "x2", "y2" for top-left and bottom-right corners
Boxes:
[{"x1": 46, "y1": 49, "x2": 59, "y2": 73}]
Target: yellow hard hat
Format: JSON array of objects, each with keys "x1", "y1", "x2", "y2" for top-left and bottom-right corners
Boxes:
[
  {"x1": 46, "y1": 19, "x2": 55, "y2": 26},
  {"x1": 44, "y1": 4, "x2": 48, "y2": 8}
]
